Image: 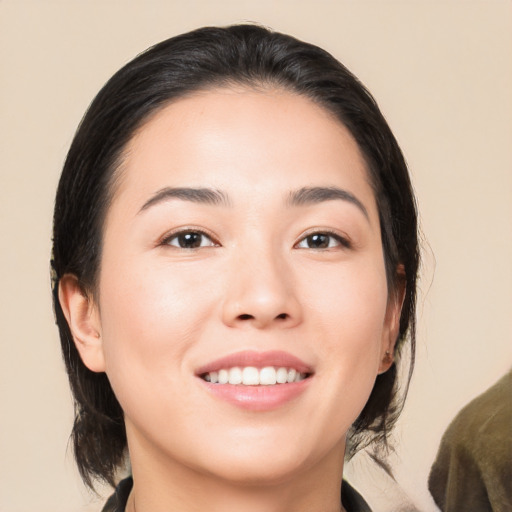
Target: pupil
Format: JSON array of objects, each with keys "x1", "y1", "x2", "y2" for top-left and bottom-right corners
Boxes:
[
  {"x1": 308, "y1": 234, "x2": 329, "y2": 248},
  {"x1": 179, "y1": 232, "x2": 201, "y2": 248}
]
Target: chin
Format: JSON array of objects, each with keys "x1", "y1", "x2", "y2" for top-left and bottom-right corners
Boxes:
[
  {"x1": 201, "y1": 453, "x2": 311, "y2": 487},
  {"x1": 191, "y1": 433, "x2": 342, "y2": 488}
]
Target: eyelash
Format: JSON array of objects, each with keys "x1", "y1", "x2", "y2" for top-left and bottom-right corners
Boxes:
[
  {"x1": 160, "y1": 228, "x2": 351, "y2": 251},
  {"x1": 294, "y1": 230, "x2": 352, "y2": 250},
  {"x1": 160, "y1": 228, "x2": 218, "y2": 249}
]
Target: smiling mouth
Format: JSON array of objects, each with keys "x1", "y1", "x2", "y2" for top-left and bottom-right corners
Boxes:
[
  {"x1": 200, "y1": 366, "x2": 311, "y2": 386},
  {"x1": 196, "y1": 351, "x2": 313, "y2": 410}
]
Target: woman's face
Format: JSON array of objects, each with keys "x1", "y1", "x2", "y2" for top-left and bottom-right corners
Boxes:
[{"x1": 84, "y1": 88, "x2": 400, "y2": 484}]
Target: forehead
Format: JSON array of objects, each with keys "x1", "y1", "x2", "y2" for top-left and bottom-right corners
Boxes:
[{"x1": 113, "y1": 87, "x2": 376, "y2": 215}]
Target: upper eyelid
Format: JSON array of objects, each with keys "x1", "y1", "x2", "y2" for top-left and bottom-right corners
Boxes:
[
  {"x1": 295, "y1": 228, "x2": 351, "y2": 245},
  {"x1": 159, "y1": 227, "x2": 219, "y2": 246}
]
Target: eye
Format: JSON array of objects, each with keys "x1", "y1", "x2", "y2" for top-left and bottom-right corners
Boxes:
[
  {"x1": 163, "y1": 230, "x2": 217, "y2": 249},
  {"x1": 295, "y1": 231, "x2": 350, "y2": 250}
]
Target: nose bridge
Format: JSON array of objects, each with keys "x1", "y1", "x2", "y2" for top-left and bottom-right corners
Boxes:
[{"x1": 222, "y1": 235, "x2": 301, "y2": 329}]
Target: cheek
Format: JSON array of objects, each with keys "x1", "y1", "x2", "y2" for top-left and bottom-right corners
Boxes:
[
  {"x1": 304, "y1": 258, "x2": 389, "y2": 349},
  {"x1": 96, "y1": 258, "x2": 217, "y2": 403},
  {"x1": 304, "y1": 258, "x2": 388, "y2": 402}
]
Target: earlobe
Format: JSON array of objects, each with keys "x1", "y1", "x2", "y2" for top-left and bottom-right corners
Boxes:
[
  {"x1": 378, "y1": 350, "x2": 394, "y2": 374},
  {"x1": 58, "y1": 274, "x2": 106, "y2": 373},
  {"x1": 378, "y1": 335, "x2": 397, "y2": 374},
  {"x1": 379, "y1": 265, "x2": 406, "y2": 374}
]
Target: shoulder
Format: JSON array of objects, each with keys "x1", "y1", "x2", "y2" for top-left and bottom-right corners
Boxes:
[{"x1": 440, "y1": 371, "x2": 511, "y2": 459}]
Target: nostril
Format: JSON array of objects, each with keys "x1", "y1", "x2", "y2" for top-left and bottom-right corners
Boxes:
[{"x1": 234, "y1": 312, "x2": 291, "y2": 324}]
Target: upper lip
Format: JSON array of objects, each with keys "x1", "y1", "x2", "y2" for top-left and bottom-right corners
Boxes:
[{"x1": 195, "y1": 350, "x2": 313, "y2": 376}]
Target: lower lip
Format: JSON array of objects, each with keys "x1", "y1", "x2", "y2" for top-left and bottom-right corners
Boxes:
[{"x1": 199, "y1": 379, "x2": 311, "y2": 411}]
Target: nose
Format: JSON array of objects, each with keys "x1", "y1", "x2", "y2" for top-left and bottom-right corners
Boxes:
[{"x1": 221, "y1": 245, "x2": 303, "y2": 330}]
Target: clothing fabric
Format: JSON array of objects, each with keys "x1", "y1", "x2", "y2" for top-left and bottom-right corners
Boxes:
[
  {"x1": 102, "y1": 476, "x2": 371, "y2": 512},
  {"x1": 429, "y1": 370, "x2": 512, "y2": 512}
]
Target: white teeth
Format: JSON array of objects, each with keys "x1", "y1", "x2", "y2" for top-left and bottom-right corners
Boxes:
[
  {"x1": 228, "y1": 367, "x2": 243, "y2": 385},
  {"x1": 242, "y1": 367, "x2": 260, "y2": 385},
  {"x1": 276, "y1": 367, "x2": 288, "y2": 384},
  {"x1": 260, "y1": 367, "x2": 277, "y2": 385},
  {"x1": 202, "y1": 366, "x2": 309, "y2": 385}
]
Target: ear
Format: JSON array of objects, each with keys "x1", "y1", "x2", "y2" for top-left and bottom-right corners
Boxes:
[
  {"x1": 378, "y1": 265, "x2": 406, "y2": 374},
  {"x1": 58, "y1": 274, "x2": 106, "y2": 373}
]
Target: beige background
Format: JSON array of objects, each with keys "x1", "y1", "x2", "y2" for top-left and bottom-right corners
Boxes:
[{"x1": 1, "y1": 1, "x2": 511, "y2": 511}]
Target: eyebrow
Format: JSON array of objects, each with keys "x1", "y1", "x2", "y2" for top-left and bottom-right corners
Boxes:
[
  {"x1": 139, "y1": 187, "x2": 231, "y2": 213},
  {"x1": 138, "y1": 185, "x2": 368, "y2": 219},
  {"x1": 287, "y1": 186, "x2": 369, "y2": 219}
]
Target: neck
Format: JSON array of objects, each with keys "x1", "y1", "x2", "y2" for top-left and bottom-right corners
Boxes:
[
  {"x1": 127, "y1": 477, "x2": 345, "y2": 512},
  {"x1": 125, "y1": 430, "x2": 346, "y2": 512}
]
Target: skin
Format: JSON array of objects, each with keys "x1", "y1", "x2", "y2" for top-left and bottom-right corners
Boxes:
[{"x1": 60, "y1": 87, "x2": 402, "y2": 512}]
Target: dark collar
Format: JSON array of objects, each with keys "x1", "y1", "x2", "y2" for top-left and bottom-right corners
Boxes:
[{"x1": 102, "y1": 476, "x2": 371, "y2": 512}]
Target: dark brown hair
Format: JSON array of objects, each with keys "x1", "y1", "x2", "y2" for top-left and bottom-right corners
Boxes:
[{"x1": 52, "y1": 24, "x2": 419, "y2": 489}]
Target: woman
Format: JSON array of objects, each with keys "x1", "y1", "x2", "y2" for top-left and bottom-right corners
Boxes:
[{"x1": 51, "y1": 24, "x2": 419, "y2": 512}]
